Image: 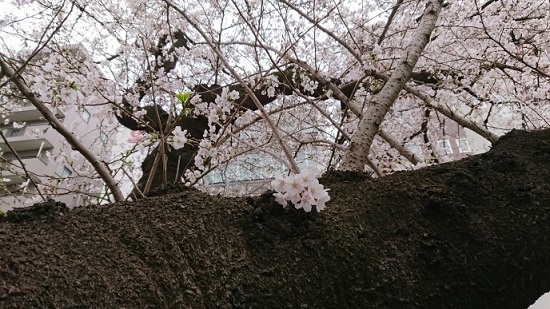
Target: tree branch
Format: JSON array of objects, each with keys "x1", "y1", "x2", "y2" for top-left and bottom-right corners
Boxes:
[
  {"x1": 339, "y1": 0, "x2": 443, "y2": 171},
  {"x1": 0, "y1": 56, "x2": 124, "y2": 202}
]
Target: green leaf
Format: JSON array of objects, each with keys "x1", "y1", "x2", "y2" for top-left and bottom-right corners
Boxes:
[
  {"x1": 175, "y1": 91, "x2": 191, "y2": 105},
  {"x1": 180, "y1": 108, "x2": 191, "y2": 117},
  {"x1": 175, "y1": 92, "x2": 193, "y2": 117}
]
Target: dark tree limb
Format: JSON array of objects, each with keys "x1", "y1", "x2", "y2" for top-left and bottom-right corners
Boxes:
[{"x1": 111, "y1": 28, "x2": 495, "y2": 198}]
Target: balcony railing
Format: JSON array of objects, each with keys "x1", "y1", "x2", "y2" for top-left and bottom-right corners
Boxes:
[
  {"x1": 0, "y1": 169, "x2": 40, "y2": 186},
  {"x1": 0, "y1": 175, "x2": 39, "y2": 198},
  {"x1": 0, "y1": 128, "x2": 54, "y2": 154},
  {"x1": 0, "y1": 104, "x2": 65, "y2": 123}
]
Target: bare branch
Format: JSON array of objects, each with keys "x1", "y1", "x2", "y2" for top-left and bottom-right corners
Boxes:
[{"x1": 378, "y1": 0, "x2": 405, "y2": 45}]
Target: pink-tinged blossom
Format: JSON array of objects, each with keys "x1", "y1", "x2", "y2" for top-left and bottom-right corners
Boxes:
[
  {"x1": 133, "y1": 110, "x2": 147, "y2": 118},
  {"x1": 283, "y1": 175, "x2": 303, "y2": 196},
  {"x1": 270, "y1": 174, "x2": 286, "y2": 192},
  {"x1": 128, "y1": 130, "x2": 146, "y2": 143},
  {"x1": 289, "y1": 193, "x2": 302, "y2": 205},
  {"x1": 298, "y1": 190, "x2": 315, "y2": 212},
  {"x1": 228, "y1": 90, "x2": 240, "y2": 101},
  {"x1": 43, "y1": 62, "x2": 54, "y2": 73},
  {"x1": 306, "y1": 183, "x2": 327, "y2": 199},
  {"x1": 273, "y1": 192, "x2": 288, "y2": 207},
  {"x1": 295, "y1": 171, "x2": 319, "y2": 188},
  {"x1": 301, "y1": 202, "x2": 312, "y2": 213},
  {"x1": 314, "y1": 190, "x2": 330, "y2": 212}
]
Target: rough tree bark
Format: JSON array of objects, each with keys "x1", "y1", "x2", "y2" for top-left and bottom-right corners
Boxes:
[{"x1": 0, "y1": 128, "x2": 549, "y2": 308}]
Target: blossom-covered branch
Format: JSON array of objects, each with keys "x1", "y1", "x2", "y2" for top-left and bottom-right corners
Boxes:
[{"x1": 0, "y1": 56, "x2": 125, "y2": 202}]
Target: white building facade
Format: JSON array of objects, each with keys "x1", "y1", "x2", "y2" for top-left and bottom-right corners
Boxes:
[
  {"x1": 0, "y1": 99, "x2": 113, "y2": 212},
  {"x1": 0, "y1": 45, "x2": 117, "y2": 211}
]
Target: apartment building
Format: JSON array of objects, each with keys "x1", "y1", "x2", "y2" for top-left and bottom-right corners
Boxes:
[
  {"x1": 0, "y1": 98, "x2": 113, "y2": 212},
  {"x1": 428, "y1": 119, "x2": 475, "y2": 163},
  {"x1": 204, "y1": 148, "x2": 324, "y2": 196},
  {"x1": 0, "y1": 48, "x2": 114, "y2": 212},
  {"x1": 403, "y1": 109, "x2": 488, "y2": 167}
]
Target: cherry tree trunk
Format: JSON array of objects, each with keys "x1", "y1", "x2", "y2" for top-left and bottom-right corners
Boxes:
[
  {"x1": 0, "y1": 128, "x2": 549, "y2": 308},
  {"x1": 340, "y1": 0, "x2": 443, "y2": 171}
]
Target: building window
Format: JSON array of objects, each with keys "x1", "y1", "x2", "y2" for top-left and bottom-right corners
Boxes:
[
  {"x1": 9, "y1": 128, "x2": 25, "y2": 137},
  {"x1": 100, "y1": 132, "x2": 108, "y2": 144},
  {"x1": 457, "y1": 139, "x2": 472, "y2": 153},
  {"x1": 38, "y1": 152, "x2": 49, "y2": 164},
  {"x1": 436, "y1": 139, "x2": 453, "y2": 155},
  {"x1": 61, "y1": 167, "x2": 72, "y2": 178},
  {"x1": 55, "y1": 165, "x2": 72, "y2": 178},
  {"x1": 81, "y1": 109, "x2": 91, "y2": 123},
  {"x1": 20, "y1": 100, "x2": 32, "y2": 107},
  {"x1": 405, "y1": 143, "x2": 423, "y2": 157}
]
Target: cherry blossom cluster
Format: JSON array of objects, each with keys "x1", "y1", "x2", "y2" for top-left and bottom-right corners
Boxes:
[
  {"x1": 181, "y1": 87, "x2": 241, "y2": 186},
  {"x1": 127, "y1": 126, "x2": 188, "y2": 150},
  {"x1": 271, "y1": 171, "x2": 330, "y2": 212},
  {"x1": 299, "y1": 73, "x2": 319, "y2": 95},
  {"x1": 262, "y1": 74, "x2": 280, "y2": 98},
  {"x1": 170, "y1": 127, "x2": 188, "y2": 149}
]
